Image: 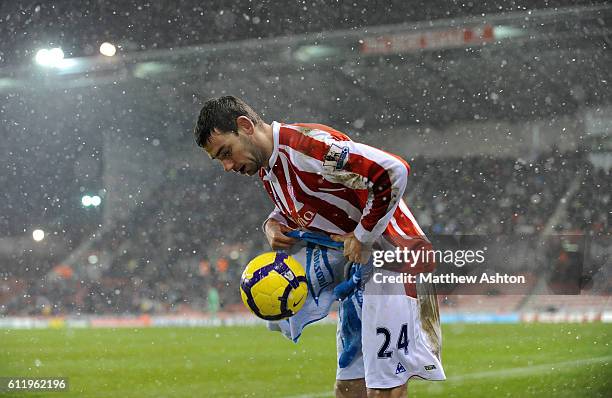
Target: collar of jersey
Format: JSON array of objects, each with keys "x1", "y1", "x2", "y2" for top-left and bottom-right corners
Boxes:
[{"x1": 263, "y1": 121, "x2": 281, "y2": 180}]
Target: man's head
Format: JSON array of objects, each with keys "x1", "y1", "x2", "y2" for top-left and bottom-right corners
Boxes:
[{"x1": 194, "y1": 96, "x2": 268, "y2": 176}]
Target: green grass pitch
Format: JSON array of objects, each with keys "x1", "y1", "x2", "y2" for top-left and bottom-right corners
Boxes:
[{"x1": 1, "y1": 323, "x2": 610, "y2": 397}]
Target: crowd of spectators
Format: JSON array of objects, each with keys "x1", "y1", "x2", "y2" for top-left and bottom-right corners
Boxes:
[
  {"x1": 408, "y1": 148, "x2": 604, "y2": 236},
  {"x1": 1, "y1": 149, "x2": 609, "y2": 316}
]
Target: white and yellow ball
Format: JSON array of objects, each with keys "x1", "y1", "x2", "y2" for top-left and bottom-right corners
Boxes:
[{"x1": 240, "y1": 252, "x2": 308, "y2": 320}]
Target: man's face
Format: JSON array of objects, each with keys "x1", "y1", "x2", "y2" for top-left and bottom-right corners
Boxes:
[{"x1": 204, "y1": 129, "x2": 266, "y2": 176}]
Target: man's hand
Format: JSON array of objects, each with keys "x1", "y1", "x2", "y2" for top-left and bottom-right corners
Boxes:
[
  {"x1": 264, "y1": 219, "x2": 299, "y2": 250},
  {"x1": 331, "y1": 231, "x2": 364, "y2": 263}
]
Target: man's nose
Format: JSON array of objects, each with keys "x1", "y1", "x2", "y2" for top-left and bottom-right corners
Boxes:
[{"x1": 221, "y1": 158, "x2": 234, "y2": 172}]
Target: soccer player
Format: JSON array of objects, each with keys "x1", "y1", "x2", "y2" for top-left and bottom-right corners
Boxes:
[{"x1": 194, "y1": 96, "x2": 445, "y2": 398}]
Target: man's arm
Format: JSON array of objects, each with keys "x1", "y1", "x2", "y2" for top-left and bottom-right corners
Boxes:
[
  {"x1": 345, "y1": 143, "x2": 409, "y2": 243},
  {"x1": 322, "y1": 141, "x2": 410, "y2": 262}
]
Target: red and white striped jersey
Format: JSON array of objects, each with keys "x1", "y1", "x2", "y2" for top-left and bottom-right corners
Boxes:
[{"x1": 259, "y1": 122, "x2": 429, "y2": 254}]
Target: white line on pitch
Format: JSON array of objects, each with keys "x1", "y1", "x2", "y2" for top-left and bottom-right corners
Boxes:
[
  {"x1": 286, "y1": 355, "x2": 612, "y2": 398},
  {"x1": 449, "y1": 355, "x2": 612, "y2": 383}
]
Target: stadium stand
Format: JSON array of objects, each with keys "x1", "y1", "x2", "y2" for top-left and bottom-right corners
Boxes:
[
  {"x1": 1, "y1": 148, "x2": 608, "y2": 316},
  {"x1": 1, "y1": 2, "x2": 610, "y2": 319}
]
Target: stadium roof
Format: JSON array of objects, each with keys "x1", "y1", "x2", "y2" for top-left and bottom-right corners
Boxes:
[{"x1": 1, "y1": 3, "x2": 610, "y2": 128}]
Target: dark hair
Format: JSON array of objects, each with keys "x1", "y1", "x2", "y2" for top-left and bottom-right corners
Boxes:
[{"x1": 193, "y1": 96, "x2": 262, "y2": 148}]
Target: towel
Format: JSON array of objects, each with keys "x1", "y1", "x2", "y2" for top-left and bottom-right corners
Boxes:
[{"x1": 266, "y1": 231, "x2": 364, "y2": 368}]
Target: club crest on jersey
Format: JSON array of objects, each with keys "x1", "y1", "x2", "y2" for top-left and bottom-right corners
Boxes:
[{"x1": 323, "y1": 143, "x2": 349, "y2": 171}]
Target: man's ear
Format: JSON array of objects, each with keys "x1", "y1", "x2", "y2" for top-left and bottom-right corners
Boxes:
[{"x1": 236, "y1": 115, "x2": 255, "y2": 135}]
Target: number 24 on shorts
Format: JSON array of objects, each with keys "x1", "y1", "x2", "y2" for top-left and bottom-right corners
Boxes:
[{"x1": 376, "y1": 323, "x2": 409, "y2": 358}]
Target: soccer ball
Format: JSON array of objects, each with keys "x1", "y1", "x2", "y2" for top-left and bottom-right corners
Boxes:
[{"x1": 240, "y1": 251, "x2": 308, "y2": 321}]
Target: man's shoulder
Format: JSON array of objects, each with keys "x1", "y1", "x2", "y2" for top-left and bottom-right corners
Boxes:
[{"x1": 281, "y1": 122, "x2": 352, "y2": 142}]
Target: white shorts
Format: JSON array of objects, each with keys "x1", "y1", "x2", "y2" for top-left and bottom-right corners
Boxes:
[{"x1": 337, "y1": 268, "x2": 446, "y2": 388}]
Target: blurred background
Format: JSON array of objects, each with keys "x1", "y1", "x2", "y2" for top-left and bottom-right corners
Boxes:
[{"x1": 0, "y1": 0, "x2": 610, "y2": 323}]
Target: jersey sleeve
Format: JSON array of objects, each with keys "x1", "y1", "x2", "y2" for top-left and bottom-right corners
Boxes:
[
  {"x1": 326, "y1": 140, "x2": 410, "y2": 244},
  {"x1": 279, "y1": 125, "x2": 410, "y2": 244}
]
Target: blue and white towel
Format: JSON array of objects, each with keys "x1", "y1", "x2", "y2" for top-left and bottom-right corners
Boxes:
[{"x1": 267, "y1": 231, "x2": 365, "y2": 368}]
